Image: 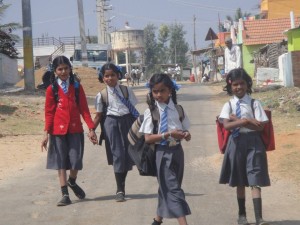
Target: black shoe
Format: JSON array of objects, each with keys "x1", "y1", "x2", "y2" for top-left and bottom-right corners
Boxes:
[
  {"x1": 67, "y1": 180, "x2": 86, "y2": 199},
  {"x1": 256, "y1": 219, "x2": 270, "y2": 225},
  {"x1": 57, "y1": 194, "x2": 71, "y2": 206},
  {"x1": 115, "y1": 191, "x2": 125, "y2": 202},
  {"x1": 237, "y1": 215, "x2": 249, "y2": 225},
  {"x1": 152, "y1": 218, "x2": 163, "y2": 225}
]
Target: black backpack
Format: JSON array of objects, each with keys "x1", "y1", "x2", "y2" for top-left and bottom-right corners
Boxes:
[{"x1": 127, "y1": 104, "x2": 184, "y2": 176}]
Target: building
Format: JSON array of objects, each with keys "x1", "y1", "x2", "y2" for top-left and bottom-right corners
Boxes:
[{"x1": 261, "y1": 0, "x2": 300, "y2": 19}]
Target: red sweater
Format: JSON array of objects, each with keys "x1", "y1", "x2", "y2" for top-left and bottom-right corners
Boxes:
[{"x1": 44, "y1": 83, "x2": 94, "y2": 135}]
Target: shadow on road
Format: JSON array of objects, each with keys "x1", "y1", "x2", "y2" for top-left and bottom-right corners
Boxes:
[{"x1": 76, "y1": 192, "x2": 204, "y2": 202}]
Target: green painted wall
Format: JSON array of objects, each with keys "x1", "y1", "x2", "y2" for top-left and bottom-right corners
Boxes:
[
  {"x1": 287, "y1": 29, "x2": 300, "y2": 51},
  {"x1": 242, "y1": 45, "x2": 263, "y2": 77}
]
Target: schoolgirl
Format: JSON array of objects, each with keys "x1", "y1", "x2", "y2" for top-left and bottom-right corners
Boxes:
[
  {"x1": 41, "y1": 56, "x2": 97, "y2": 206},
  {"x1": 139, "y1": 73, "x2": 191, "y2": 225},
  {"x1": 93, "y1": 62, "x2": 139, "y2": 202},
  {"x1": 218, "y1": 68, "x2": 270, "y2": 225}
]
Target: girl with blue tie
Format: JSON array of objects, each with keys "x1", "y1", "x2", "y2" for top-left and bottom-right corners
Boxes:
[
  {"x1": 139, "y1": 73, "x2": 191, "y2": 225},
  {"x1": 218, "y1": 68, "x2": 270, "y2": 225}
]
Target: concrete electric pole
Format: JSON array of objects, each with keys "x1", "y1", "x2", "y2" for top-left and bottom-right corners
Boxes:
[
  {"x1": 77, "y1": 0, "x2": 88, "y2": 67},
  {"x1": 22, "y1": 0, "x2": 35, "y2": 91}
]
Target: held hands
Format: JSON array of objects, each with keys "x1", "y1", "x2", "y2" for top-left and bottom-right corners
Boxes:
[{"x1": 88, "y1": 129, "x2": 98, "y2": 145}]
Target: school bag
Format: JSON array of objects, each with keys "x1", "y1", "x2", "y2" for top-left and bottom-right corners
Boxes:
[
  {"x1": 216, "y1": 99, "x2": 275, "y2": 154},
  {"x1": 127, "y1": 104, "x2": 185, "y2": 176},
  {"x1": 251, "y1": 99, "x2": 275, "y2": 151},
  {"x1": 216, "y1": 101, "x2": 232, "y2": 154}
]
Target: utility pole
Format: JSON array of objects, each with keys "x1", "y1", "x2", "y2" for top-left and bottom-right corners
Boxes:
[
  {"x1": 77, "y1": 0, "x2": 88, "y2": 67},
  {"x1": 22, "y1": 0, "x2": 35, "y2": 91},
  {"x1": 193, "y1": 15, "x2": 198, "y2": 82},
  {"x1": 96, "y1": 0, "x2": 112, "y2": 44}
]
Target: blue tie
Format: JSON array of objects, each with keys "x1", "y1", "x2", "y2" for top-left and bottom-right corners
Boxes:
[
  {"x1": 232, "y1": 100, "x2": 241, "y2": 138},
  {"x1": 61, "y1": 81, "x2": 68, "y2": 94},
  {"x1": 114, "y1": 88, "x2": 139, "y2": 118},
  {"x1": 160, "y1": 107, "x2": 168, "y2": 145}
]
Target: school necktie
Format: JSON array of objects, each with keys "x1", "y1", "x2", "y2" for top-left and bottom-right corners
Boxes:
[
  {"x1": 114, "y1": 88, "x2": 139, "y2": 118},
  {"x1": 61, "y1": 81, "x2": 68, "y2": 94},
  {"x1": 160, "y1": 107, "x2": 168, "y2": 145},
  {"x1": 232, "y1": 100, "x2": 241, "y2": 138}
]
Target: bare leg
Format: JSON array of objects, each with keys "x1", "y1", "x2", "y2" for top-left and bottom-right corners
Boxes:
[
  {"x1": 177, "y1": 216, "x2": 188, "y2": 225},
  {"x1": 58, "y1": 169, "x2": 67, "y2": 186},
  {"x1": 69, "y1": 169, "x2": 79, "y2": 180}
]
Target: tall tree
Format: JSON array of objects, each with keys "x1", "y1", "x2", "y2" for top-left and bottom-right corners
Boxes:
[
  {"x1": 0, "y1": 3, "x2": 21, "y2": 58},
  {"x1": 169, "y1": 23, "x2": 189, "y2": 67},
  {"x1": 157, "y1": 24, "x2": 169, "y2": 64},
  {"x1": 226, "y1": 8, "x2": 251, "y2": 24},
  {"x1": 143, "y1": 23, "x2": 158, "y2": 76}
]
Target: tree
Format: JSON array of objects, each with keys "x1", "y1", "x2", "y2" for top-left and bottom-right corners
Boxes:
[
  {"x1": 157, "y1": 24, "x2": 169, "y2": 64},
  {"x1": 226, "y1": 8, "x2": 251, "y2": 24},
  {"x1": 143, "y1": 24, "x2": 159, "y2": 76},
  {"x1": 169, "y1": 23, "x2": 189, "y2": 67},
  {"x1": 0, "y1": 3, "x2": 21, "y2": 58}
]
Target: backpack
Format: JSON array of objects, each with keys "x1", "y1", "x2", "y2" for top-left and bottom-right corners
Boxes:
[
  {"x1": 216, "y1": 101, "x2": 232, "y2": 154},
  {"x1": 251, "y1": 99, "x2": 275, "y2": 151},
  {"x1": 216, "y1": 99, "x2": 275, "y2": 154},
  {"x1": 127, "y1": 104, "x2": 185, "y2": 176}
]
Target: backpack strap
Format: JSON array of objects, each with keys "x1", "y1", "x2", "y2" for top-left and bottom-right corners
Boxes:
[
  {"x1": 74, "y1": 81, "x2": 80, "y2": 105},
  {"x1": 250, "y1": 99, "x2": 255, "y2": 118},
  {"x1": 119, "y1": 84, "x2": 129, "y2": 100},
  {"x1": 174, "y1": 104, "x2": 185, "y2": 122},
  {"x1": 151, "y1": 106, "x2": 159, "y2": 134}
]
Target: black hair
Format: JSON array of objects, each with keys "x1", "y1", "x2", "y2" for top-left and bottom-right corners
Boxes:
[
  {"x1": 223, "y1": 68, "x2": 253, "y2": 96},
  {"x1": 98, "y1": 62, "x2": 122, "y2": 83},
  {"x1": 147, "y1": 73, "x2": 177, "y2": 110},
  {"x1": 49, "y1": 55, "x2": 75, "y2": 84}
]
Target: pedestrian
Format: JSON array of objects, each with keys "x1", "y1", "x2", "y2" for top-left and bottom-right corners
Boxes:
[
  {"x1": 139, "y1": 73, "x2": 191, "y2": 225},
  {"x1": 224, "y1": 37, "x2": 241, "y2": 75},
  {"x1": 41, "y1": 56, "x2": 98, "y2": 206},
  {"x1": 93, "y1": 62, "x2": 139, "y2": 202},
  {"x1": 218, "y1": 68, "x2": 270, "y2": 225}
]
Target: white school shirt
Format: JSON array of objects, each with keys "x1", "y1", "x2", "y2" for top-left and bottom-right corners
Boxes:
[
  {"x1": 139, "y1": 99, "x2": 190, "y2": 135},
  {"x1": 219, "y1": 94, "x2": 268, "y2": 133},
  {"x1": 94, "y1": 83, "x2": 138, "y2": 116}
]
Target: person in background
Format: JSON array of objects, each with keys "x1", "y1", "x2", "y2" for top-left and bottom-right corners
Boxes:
[
  {"x1": 224, "y1": 37, "x2": 241, "y2": 76},
  {"x1": 41, "y1": 56, "x2": 97, "y2": 206}
]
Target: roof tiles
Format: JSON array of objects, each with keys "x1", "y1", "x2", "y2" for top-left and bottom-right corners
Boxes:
[{"x1": 243, "y1": 17, "x2": 300, "y2": 45}]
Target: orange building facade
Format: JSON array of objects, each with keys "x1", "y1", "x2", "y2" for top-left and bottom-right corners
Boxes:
[{"x1": 261, "y1": 0, "x2": 300, "y2": 19}]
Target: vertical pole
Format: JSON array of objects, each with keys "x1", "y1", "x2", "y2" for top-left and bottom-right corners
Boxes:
[
  {"x1": 77, "y1": 0, "x2": 88, "y2": 67},
  {"x1": 22, "y1": 0, "x2": 35, "y2": 91},
  {"x1": 193, "y1": 15, "x2": 197, "y2": 82}
]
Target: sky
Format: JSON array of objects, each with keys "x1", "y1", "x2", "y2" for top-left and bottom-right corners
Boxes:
[{"x1": 2, "y1": 0, "x2": 260, "y2": 49}]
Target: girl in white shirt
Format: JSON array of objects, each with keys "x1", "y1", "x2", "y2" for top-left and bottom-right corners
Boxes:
[
  {"x1": 139, "y1": 73, "x2": 191, "y2": 225},
  {"x1": 218, "y1": 68, "x2": 270, "y2": 225}
]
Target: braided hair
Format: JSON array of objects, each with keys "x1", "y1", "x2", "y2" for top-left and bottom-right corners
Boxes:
[
  {"x1": 223, "y1": 68, "x2": 253, "y2": 96},
  {"x1": 50, "y1": 55, "x2": 75, "y2": 84},
  {"x1": 147, "y1": 73, "x2": 177, "y2": 111}
]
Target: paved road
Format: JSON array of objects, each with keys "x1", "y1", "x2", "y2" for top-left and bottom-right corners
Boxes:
[{"x1": 0, "y1": 84, "x2": 299, "y2": 225}]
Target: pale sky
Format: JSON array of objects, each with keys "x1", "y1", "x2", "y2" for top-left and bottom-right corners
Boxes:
[{"x1": 3, "y1": 0, "x2": 259, "y2": 49}]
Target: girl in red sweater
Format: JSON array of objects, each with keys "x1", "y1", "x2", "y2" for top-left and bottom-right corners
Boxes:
[{"x1": 41, "y1": 56, "x2": 97, "y2": 206}]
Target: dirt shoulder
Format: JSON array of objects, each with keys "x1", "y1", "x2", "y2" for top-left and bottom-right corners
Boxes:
[{"x1": 1, "y1": 70, "x2": 300, "y2": 188}]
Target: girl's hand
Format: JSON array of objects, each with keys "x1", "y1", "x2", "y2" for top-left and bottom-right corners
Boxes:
[
  {"x1": 88, "y1": 130, "x2": 98, "y2": 145},
  {"x1": 170, "y1": 129, "x2": 185, "y2": 140},
  {"x1": 41, "y1": 132, "x2": 49, "y2": 152},
  {"x1": 183, "y1": 131, "x2": 191, "y2": 141}
]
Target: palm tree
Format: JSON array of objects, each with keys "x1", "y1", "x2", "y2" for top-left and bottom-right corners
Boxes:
[
  {"x1": 0, "y1": 3, "x2": 21, "y2": 58},
  {"x1": 223, "y1": 8, "x2": 251, "y2": 31}
]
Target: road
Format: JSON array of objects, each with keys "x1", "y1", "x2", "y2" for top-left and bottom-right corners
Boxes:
[{"x1": 0, "y1": 84, "x2": 299, "y2": 225}]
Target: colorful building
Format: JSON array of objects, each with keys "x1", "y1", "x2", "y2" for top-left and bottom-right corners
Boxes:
[{"x1": 261, "y1": 0, "x2": 300, "y2": 19}]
